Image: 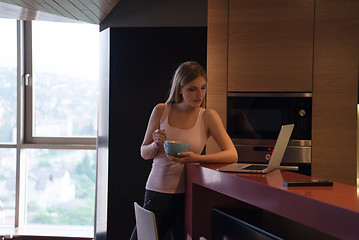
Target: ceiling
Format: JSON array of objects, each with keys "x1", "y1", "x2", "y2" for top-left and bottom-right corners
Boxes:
[{"x1": 0, "y1": 0, "x2": 120, "y2": 24}]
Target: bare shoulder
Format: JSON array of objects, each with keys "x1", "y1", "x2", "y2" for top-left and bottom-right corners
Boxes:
[
  {"x1": 203, "y1": 108, "x2": 220, "y2": 121},
  {"x1": 154, "y1": 103, "x2": 166, "y2": 112},
  {"x1": 203, "y1": 108, "x2": 226, "y2": 138},
  {"x1": 203, "y1": 108, "x2": 223, "y2": 127},
  {"x1": 151, "y1": 103, "x2": 166, "y2": 119}
]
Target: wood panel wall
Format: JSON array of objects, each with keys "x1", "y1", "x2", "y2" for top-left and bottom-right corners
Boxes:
[
  {"x1": 206, "y1": 0, "x2": 228, "y2": 153},
  {"x1": 227, "y1": 0, "x2": 314, "y2": 92},
  {"x1": 207, "y1": 0, "x2": 359, "y2": 185},
  {"x1": 312, "y1": 0, "x2": 359, "y2": 186}
]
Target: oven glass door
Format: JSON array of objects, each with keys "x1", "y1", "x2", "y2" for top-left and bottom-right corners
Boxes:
[{"x1": 227, "y1": 93, "x2": 312, "y2": 141}]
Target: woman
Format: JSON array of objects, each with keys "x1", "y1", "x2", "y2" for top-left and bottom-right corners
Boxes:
[{"x1": 131, "y1": 61, "x2": 237, "y2": 240}]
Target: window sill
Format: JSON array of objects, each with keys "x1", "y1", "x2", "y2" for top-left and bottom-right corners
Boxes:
[{"x1": 0, "y1": 225, "x2": 93, "y2": 239}]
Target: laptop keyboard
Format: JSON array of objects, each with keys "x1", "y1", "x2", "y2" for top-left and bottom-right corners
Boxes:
[{"x1": 243, "y1": 165, "x2": 267, "y2": 171}]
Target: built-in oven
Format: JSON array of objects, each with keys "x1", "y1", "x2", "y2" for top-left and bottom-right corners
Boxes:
[{"x1": 227, "y1": 92, "x2": 312, "y2": 175}]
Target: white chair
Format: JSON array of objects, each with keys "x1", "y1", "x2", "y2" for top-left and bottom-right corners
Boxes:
[{"x1": 134, "y1": 202, "x2": 159, "y2": 240}]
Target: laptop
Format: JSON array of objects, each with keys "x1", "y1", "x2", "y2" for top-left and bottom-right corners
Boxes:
[{"x1": 217, "y1": 124, "x2": 294, "y2": 174}]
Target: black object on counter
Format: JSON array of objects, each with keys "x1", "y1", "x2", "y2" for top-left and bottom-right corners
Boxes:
[{"x1": 283, "y1": 180, "x2": 333, "y2": 187}]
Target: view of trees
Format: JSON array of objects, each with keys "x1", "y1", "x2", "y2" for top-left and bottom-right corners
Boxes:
[
  {"x1": 33, "y1": 70, "x2": 98, "y2": 137},
  {"x1": 0, "y1": 19, "x2": 99, "y2": 227},
  {"x1": 0, "y1": 65, "x2": 98, "y2": 226},
  {"x1": 27, "y1": 151, "x2": 96, "y2": 225}
]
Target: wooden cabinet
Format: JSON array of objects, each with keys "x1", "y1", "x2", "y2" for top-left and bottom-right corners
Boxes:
[
  {"x1": 206, "y1": 0, "x2": 229, "y2": 154},
  {"x1": 228, "y1": 0, "x2": 314, "y2": 92},
  {"x1": 312, "y1": 0, "x2": 359, "y2": 185},
  {"x1": 207, "y1": 0, "x2": 359, "y2": 185},
  {"x1": 207, "y1": 0, "x2": 314, "y2": 153}
]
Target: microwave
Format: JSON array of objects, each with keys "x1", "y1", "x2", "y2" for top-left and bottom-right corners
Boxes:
[
  {"x1": 227, "y1": 92, "x2": 312, "y2": 167},
  {"x1": 227, "y1": 92, "x2": 312, "y2": 141}
]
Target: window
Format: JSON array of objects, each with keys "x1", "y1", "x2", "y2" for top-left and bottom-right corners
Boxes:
[
  {"x1": 26, "y1": 149, "x2": 96, "y2": 225},
  {"x1": 0, "y1": 18, "x2": 17, "y2": 144},
  {"x1": 31, "y1": 21, "x2": 99, "y2": 139},
  {"x1": 0, "y1": 18, "x2": 17, "y2": 226},
  {"x1": 0, "y1": 18, "x2": 99, "y2": 232},
  {"x1": 0, "y1": 148, "x2": 16, "y2": 226}
]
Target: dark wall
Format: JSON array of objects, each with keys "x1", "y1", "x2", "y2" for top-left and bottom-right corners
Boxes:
[
  {"x1": 100, "y1": 0, "x2": 207, "y2": 30},
  {"x1": 105, "y1": 27, "x2": 207, "y2": 239},
  {"x1": 96, "y1": 0, "x2": 208, "y2": 238}
]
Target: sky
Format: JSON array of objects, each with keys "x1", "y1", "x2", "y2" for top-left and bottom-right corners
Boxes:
[
  {"x1": 0, "y1": 18, "x2": 16, "y2": 69},
  {"x1": 32, "y1": 20, "x2": 99, "y2": 80},
  {"x1": 0, "y1": 18, "x2": 99, "y2": 81}
]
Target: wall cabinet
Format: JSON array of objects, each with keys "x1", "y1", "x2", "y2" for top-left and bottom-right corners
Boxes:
[
  {"x1": 207, "y1": 0, "x2": 359, "y2": 185},
  {"x1": 312, "y1": 0, "x2": 358, "y2": 185},
  {"x1": 228, "y1": 0, "x2": 314, "y2": 92}
]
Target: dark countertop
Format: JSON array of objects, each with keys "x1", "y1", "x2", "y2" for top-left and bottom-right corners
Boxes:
[{"x1": 185, "y1": 163, "x2": 359, "y2": 240}]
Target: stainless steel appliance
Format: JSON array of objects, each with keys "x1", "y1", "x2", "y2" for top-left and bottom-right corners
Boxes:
[{"x1": 227, "y1": 92, "x2": 312, "y2": 175}]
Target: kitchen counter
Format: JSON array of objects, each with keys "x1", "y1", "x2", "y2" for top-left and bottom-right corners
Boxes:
[{"x1": 185, "y1": 163, "x2": 359, "y2": 239}]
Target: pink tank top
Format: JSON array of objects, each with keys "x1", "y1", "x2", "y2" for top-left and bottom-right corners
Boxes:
[{"x1": 145, "y1": 103, "x2": 207, "y2": 193}]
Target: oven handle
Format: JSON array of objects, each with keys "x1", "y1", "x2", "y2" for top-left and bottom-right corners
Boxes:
[{"x1": 279, "y1": 166, "x2": 299, "y2": 171}]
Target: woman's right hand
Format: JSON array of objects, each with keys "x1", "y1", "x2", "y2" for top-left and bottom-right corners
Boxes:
[{"x1": 152, "y1": 129, "x2": 167, "y2": 147}]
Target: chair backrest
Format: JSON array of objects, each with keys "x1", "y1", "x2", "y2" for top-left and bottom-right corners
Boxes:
[{"x1": 134, "y1": 202, "x2": 159, "y2": 240}]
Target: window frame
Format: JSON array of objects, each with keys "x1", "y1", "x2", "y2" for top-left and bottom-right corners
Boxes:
[
  {"x1": 23, "y1": 20, "x2": 97, "y2": 146},
  {"x1": 0, "y1": 19, "x2": 97, "y2": 230}
]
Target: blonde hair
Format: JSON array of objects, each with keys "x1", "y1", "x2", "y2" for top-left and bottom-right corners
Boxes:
[{"x1": 166, "y1": 61, "x2": 207, "y2": 108}]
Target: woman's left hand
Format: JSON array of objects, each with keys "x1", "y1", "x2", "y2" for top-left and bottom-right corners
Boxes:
[{"x1": 166, "y1": 151, "x2": 199, "y2": 164}]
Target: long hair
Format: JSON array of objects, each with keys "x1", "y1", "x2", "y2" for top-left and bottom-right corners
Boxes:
[{"x1": 166, "y1": 61, "x2": 207, "y2": 108}]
